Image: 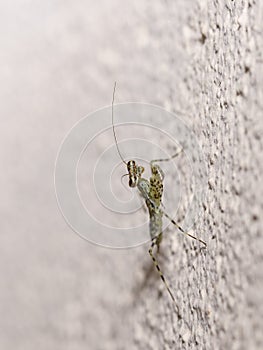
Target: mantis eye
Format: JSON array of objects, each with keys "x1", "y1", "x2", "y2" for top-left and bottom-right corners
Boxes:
[{"x1": 129, "y1": 177, "x2": 137, "y2": 188}]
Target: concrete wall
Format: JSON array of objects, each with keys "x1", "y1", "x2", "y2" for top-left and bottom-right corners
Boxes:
[{"x1": 1, "y1": 1, "x2": 262, "y2": 349}]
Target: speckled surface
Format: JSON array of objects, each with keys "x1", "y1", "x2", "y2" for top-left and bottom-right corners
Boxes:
[{"x1": 1, "y1": 1, "x2": 262, "y2": 349}]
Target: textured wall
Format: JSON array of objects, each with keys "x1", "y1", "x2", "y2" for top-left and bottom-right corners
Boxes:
[{"x1": 1, "y1": 1, "x2": 262, "y2": 350}]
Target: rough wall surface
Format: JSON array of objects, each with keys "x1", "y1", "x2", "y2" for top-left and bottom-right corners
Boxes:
[{"x1": 1, "y1": 1, "x2": 262, "y2": 350}]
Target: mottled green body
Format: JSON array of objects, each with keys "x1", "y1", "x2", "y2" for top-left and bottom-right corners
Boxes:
[
  {"x1": 136, "y1": 163, "x2": 164, "y2": 242},
  {"x1": 147, "y1": 163, "x2": 164, "y2": 246},
  {"x1": 136, "y1": 162, "x2": 178, "y2": 306}
]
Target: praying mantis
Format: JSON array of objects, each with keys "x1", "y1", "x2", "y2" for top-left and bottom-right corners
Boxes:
[{"x1": 111, "y1": 83, "x2": 206, "y2": 312}]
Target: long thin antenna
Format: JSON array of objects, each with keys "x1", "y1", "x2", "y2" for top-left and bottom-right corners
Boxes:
[{"x1": 112, "y1": 82, "x2": 127, "y2": 165}]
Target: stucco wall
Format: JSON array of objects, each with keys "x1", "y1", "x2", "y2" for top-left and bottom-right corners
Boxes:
[{"x1": 1, "y1": 1, "x2": 262, "y2": 349}]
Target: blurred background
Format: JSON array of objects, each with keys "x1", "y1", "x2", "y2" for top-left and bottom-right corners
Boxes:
[{"x1": 1, "y1": 1, "x2": 262, "y2": 349}]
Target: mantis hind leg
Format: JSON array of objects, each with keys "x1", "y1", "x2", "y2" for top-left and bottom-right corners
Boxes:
[
  {"x1": 148, "y1": 235, "x2": 180, "y2": 315},
  {"x1": 162, "y1": 210, "x2": 207, "y2": 247}
]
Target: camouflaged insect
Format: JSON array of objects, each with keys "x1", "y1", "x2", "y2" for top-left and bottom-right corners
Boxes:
[{"x1": 111, "y1": 83, "x2": 206, "y2": 311}]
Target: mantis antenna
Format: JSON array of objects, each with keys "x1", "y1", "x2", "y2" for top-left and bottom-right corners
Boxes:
[{"x1": 112, "y1": 82, "x2": 127, "y2": 165}]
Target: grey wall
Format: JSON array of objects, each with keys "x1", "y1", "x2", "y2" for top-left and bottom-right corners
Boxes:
[{"x1": 1, "y1": 1, "x2": 262, "y2": 349}]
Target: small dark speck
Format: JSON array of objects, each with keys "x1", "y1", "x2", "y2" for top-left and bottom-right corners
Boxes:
[
  {"x1": 244, "y1": 65, "x2": 250, "y2": 74},
  {"x1": 212, "y1": 235, "x2": 216, "y2": 239},
  {"x1": 236, "y1": 90, "x2": 244, "y2": 97},
  {"x1": 199, "y1": 32, "x2": 207, "y2": 44},
  {"x1": 157, "y1": 289, "x2": 163, "y2": 299},
  {"x1": 252, "y1": 214, "x2": 258, "y2": 221}
]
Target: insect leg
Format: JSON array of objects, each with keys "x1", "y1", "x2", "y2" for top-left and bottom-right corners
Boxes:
[
  {"x1": 162, "y1": 210, "x2": 207, "y2": 247},
  {"x1": 150, "y1": 147, "x2": 183, "y2": 166},
  {"x1": 148, "y1": 236, "x2": 179, "y2": 313}
]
